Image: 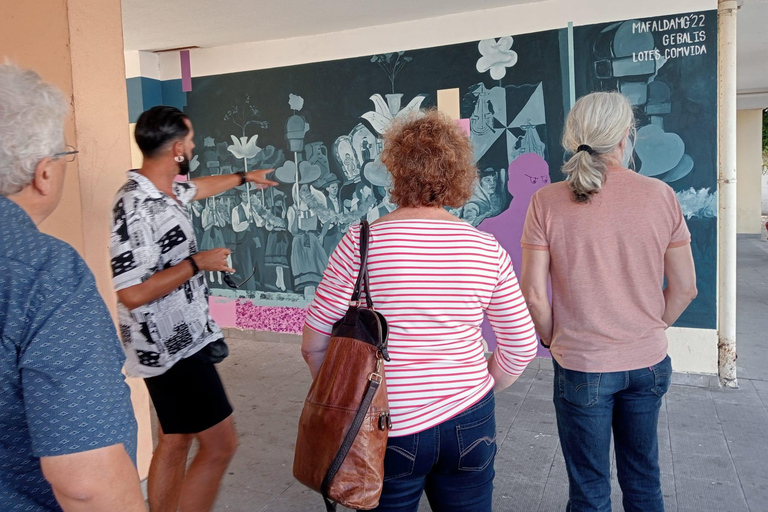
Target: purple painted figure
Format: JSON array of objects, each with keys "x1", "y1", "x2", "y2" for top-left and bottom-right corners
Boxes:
[{"x1": 478, "y1": 153, "x2": 550, "y2": 354}]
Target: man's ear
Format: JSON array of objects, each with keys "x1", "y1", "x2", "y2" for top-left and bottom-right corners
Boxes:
[
  {"x1": 32, "y1": 157, "x2": 55, "y2": 196},
  {"x1": 172, "y1": 139, "x2": 185, "y2": 159}
]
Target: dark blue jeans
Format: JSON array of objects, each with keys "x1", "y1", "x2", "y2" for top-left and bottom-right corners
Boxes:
[
  {"x1": 367, "y1": 390, "x2": 496, "y2": 512},
  {"x1": 553, "y1": 355, "x2": 672, "y2": 512}
]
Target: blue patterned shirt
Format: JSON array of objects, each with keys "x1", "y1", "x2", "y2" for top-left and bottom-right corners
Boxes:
[{"x1": 0, "y1": 197, "x2": 138, "y2": 511}]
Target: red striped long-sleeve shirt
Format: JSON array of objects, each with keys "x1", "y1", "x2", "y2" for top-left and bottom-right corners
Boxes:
[{"x1": 305, "y1": 219, "x2": 538, "y2": 437}]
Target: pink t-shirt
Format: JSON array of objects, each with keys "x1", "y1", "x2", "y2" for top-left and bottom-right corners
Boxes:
[{"x1": 521, "y1": 168, "x2": 691, "y2": 373}]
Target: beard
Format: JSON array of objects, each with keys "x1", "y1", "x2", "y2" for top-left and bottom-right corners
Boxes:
[{"x1": 178, "y1": 154, "x2": 191, "y2": 176}]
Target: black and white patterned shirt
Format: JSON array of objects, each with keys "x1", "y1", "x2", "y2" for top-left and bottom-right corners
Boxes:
[{"x1": 110, "y1": 171, "x2": 223, "y2": 378}]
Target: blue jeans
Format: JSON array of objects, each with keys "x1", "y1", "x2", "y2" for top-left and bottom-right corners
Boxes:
[
  {"x1": 553, "y1": 355, "x2": 672, "y2": 512},
  {"x1": 367, "y1": 390, "x2": 496, "y2": 512}
]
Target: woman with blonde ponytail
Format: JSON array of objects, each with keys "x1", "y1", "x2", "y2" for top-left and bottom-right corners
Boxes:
[{"x1": 519, "y1": 92, "x2": 698, "y2": 512}]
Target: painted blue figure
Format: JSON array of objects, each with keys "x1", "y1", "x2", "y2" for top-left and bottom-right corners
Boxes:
[
  {"x1": 317, "y1": 177, "x2": 346, "y2": 257},
  {"x1": 231, "y1": 187, "x2": 265, "y2": 291},
  {"x1": 361, "y1": 138, "x2": 372, "y2": 162},
  {"x1": 264, "y1": 191, "x2": 291, "y2": 292},
  {"x1": 287, "y1": 183, "x2": 328, "y2": 299}
]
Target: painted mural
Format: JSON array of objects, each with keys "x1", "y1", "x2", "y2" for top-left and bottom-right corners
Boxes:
[
  {"x1": 179, "y1": 9, "x2": 717, "y2": 339},
  {"x1": 573, "y1": 13, "x2": 717, "y2": 328}
]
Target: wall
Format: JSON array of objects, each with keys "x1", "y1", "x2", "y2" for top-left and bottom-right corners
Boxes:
[
  {"x1": 737, "y1": 109, "x2": 763, "y2": 233},
  {"x1": 2, "y1": 0, "x2": 152, "y2": 479},
  {"x1": 128, "y1": 0, "x2": 719, "y2": 374},
  {"x1": 0, "y1": 2, "x2": 85, "y2": 252},
  {"x1": 148, "y1": 0, "x2": 717, "y2": 80}
]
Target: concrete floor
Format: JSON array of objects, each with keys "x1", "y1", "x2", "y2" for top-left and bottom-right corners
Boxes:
[{"x1": 197, "y1": 236, "x2": 768, "y2": 512}]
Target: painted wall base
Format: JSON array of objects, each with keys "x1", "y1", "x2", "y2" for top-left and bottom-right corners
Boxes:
[
  {"x1": 220, "y1": 320, "x2": 719, "y2": 375},
  {"x1": 666, "y1": 326, "x2": 718, "y2": 374}
]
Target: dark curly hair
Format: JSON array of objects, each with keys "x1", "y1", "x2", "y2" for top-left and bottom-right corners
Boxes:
[{"x1": 382, "y1": 109, "x2": 477, "y2": 209}]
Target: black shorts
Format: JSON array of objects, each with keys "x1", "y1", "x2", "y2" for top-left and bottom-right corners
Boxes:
[{"x1": 144, "y1": 353, "x2": 233, "y2": 434}]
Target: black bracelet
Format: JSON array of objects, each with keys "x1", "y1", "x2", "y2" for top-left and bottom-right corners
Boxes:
[
  {"x1": 235, "y1": 171, "x2": 246, "y2": 185},
  {"x1": 185, "y1": 256, "x2": 200, "y2": 275}
]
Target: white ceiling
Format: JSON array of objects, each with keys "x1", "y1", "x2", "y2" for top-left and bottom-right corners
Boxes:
[
  {"x1": 122, "y1": 0, "x2": 768, "y2": 103},
  {"x1": 737, "y1": 0, "x2": 768, "y2": 104},
  {"x1": 121, "y1": 0, "x2": 543, "y2": 52}
]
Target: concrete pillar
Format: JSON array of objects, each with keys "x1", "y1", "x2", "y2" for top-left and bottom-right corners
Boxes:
[
  {"x1": 0, "y1": 2, "x2": 86, "y2": 251},
  {"x1": 0, "y1": 0, "x2": 153, "y2": 478},
  {"x1": 718, "y1": 0, "x2": 738, "y2": 388}
]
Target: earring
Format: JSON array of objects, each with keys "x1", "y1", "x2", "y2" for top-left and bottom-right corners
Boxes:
[{"x1": 174, "y1": 155, "x2": 184, "y2": 163}]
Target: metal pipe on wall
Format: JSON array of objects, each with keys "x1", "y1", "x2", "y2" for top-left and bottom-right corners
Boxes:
[{"x1": 718, "y1": 0, "x2": 738, "y2": 389}]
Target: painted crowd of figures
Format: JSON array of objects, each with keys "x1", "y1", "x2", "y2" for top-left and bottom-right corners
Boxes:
[
  {"x1": 189, "y1": 86, "x2": 536, "y2": 300},
  {"x1": 189, "y1": 92, "x2": 550, "y2": 300},
  {"x1": 188, "y1": 133, "x2": 401, "y2": 298},
  {"x1": 188, "y1": 178, "x2": 381, "y2": 299}
]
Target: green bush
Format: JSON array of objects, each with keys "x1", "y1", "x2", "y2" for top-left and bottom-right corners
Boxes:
[{"x1": 764, "y1": 109, "x2": 768, "y2": 165}]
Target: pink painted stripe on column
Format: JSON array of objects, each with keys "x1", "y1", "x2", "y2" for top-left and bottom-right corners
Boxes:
[
  {"x1": 457, "y1": 119, "x2": 470, "y2": 136},
  {"x1": 180, "y1": 50, "x2": 192, "y2": 92}
]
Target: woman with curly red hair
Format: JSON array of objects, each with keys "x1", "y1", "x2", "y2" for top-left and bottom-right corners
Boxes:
[{"x1": 301, "y1": 110, "x2": 538, "y2": 512}]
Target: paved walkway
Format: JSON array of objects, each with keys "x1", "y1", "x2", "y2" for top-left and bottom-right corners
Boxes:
[{"x1": 202, "y1": 236, "x2": 768, "y2": 511}]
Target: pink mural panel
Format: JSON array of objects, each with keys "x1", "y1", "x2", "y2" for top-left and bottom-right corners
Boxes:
[
  {"x1": 209, "y1": 296, "x2": 237, "y2": 327},
  {"x1": 235, "y1": 301, "x2": 307, "y2": 334}
]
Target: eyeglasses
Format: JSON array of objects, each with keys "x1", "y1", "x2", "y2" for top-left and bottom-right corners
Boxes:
[
  {"x1": 222, "y1": 272, "x2": 239, "y2": 289},
  {"x1": 52, "y1": 145, "x2": 79, "y2": 162},
  {"x1": 221, "y1": 266, "x2": 258, "y2": 289}
]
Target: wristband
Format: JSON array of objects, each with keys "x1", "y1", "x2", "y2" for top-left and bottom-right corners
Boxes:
[
  {"x1": 185, "y1": 256, "x2": 200, "y2": 275},
  {"x1": 235, "y1": 171, "x2": 247, "y2": 185}
]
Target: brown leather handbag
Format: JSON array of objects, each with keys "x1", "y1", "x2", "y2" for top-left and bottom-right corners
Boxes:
[{"x1": 293, "y1": 220, "x2": 391, "y2": 511}]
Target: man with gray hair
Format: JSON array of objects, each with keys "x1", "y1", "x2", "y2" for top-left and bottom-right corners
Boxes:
[{"x1": 0, "y1": 64, "x2": 146, "y2": 511}]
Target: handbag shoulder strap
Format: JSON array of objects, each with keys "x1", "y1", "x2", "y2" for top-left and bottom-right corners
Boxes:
[
  {"x1": 320, "y1": 376, "x2": 381, "y2": 511},
  {"x1": 349, "y1": 220, "x2": 373, "y2": 309},
  {"x1": 320, "y1": 221, "x2": 383, "y2": 511}
]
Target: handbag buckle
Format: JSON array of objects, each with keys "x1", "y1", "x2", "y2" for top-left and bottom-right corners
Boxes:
[
  {"x1": 378, "y1": 411, "x2": 392, "y2": 431},
  {"x1": 349, "y1": 299, "x2": 374, "y2": 310},
  {"x1": 368, "y1": 356, "x2": 383, "y2": 382}
]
